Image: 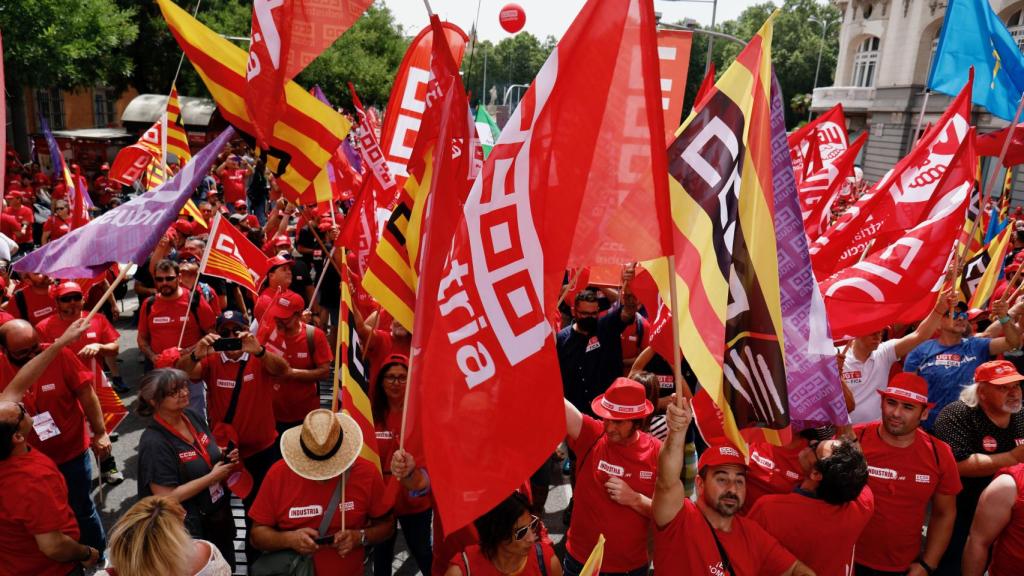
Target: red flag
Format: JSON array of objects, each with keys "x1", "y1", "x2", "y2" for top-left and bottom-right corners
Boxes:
[
  {"x1": 978, "y1": 125, "x2": 1024, "y2": 166},
  {"x1": 0, "y1": 29, "x2": 5, "y2": 193},
  {"x1": 199, "y1": 213, "x2": 271, "y2": 294},
  {"x1": 71, "y1": 175, "x2": 90, "y2": 229},
  {"x1": 656, "y1": 29, "x2": 692, "y2": 140},
  {"x1": 693, "y1": 62, "x2": 716, "y2": 112},
  {"x1": 801, "y1": 125, "x2": 824, "y2": 181},
  {"x1": 339, "y1": 179, "x2": 379, "y2": 278},
  {"x1": 820, "y1": 131, "x2": 975, "y2": 338},
  {"x1": 378, "y1": 22, "x2": 468, "y2": 201},
  {"x1": 246, "y1": 0, "x2": 373, "y2": 148},
  {"x1": 809, "y1": 75, "x2": 972, "y2": 278},
  {"x1": 801, "y1": 132, "x2": 868, "y2": 242},
  {"x1": 349, "y1": 82, "x2": 396, "y2": 194},
  {"x1": 416, "y1": 0, "x2": 670, "y2": 534},
  {"x1": 788, "y1": 104, "x2": 848, "y2": 184}
]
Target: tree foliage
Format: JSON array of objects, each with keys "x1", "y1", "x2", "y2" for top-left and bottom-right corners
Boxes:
[{"x1": 461, "y1": 32, "x2": 555, "y2": 107}]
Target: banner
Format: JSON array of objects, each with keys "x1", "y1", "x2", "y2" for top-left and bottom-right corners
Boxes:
[
  {"x1": 350, "y1": 82, "x2": 396, "y2": 193},
  {"x1": 339, "y1": 260, "x2": 382, "y2": 473},
  {"x1": 159, "y1": 0, "x2": 350, "y2": 206},
  {"x1": 199, "y1": 213, "x2": 270, "y2": 294},
  {"x1": 656, "y1": 29, "x2": 693, "y2": 139},
  {"x1": 14, "y1": 129, "x2": 235, "y2": 278},
  {"x1": 962, "y1": 222, "x2": 1013, "y2": 308},
  {"x1": 788, "y1": 104, "x2": 847, "y2": 184},
  {"x1": 166, "y1": 85, "x2": 192, "y2": 164},
  {"x1": 801, "y1": 132, "x2": 868, "y2": 242},
  {"x1": 0, "y1": 29, "x2": 5, "y2": 191}
]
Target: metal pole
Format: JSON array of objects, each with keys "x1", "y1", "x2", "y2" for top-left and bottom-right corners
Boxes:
[
  {"x1": 809, "y1": 17, "x2": 827, "y2": 121},
  {"x1": 482, "y1": 50, "x2": 488, "y2": 106},
  {"x1": 912, "y1": 90, "x2": 932, "y2": 143},
  {"x1": 704, "y1": 0, "x2": 717, "y2": 74}
]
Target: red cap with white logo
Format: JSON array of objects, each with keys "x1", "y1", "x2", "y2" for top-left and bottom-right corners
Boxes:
[
  {"x1": 878, "y1": 372, "x2": 934, "y2": 407},
  {"x1": 697, "y1": 443, "x2": 747, "y2": 473},
  {"x1": 266, "y1": 290, "x2": 304, "y2": 319},
  {"x1": 974, "y1": 360, "x2": 1024, "y2": 386}
]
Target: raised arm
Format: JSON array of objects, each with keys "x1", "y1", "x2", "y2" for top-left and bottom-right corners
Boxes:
[
  {"x1": 653, "y1": 395, "x2": 692, "y2": 528},
  {"x1": 0, "y1": 318, "x2": 88, "y2": 403},
  {"x1": 564, "y1": 398, "x2": 583, "y2": 441},
  {"x1": 893, "y1": 290, "x2": 951, "y2": 358}
]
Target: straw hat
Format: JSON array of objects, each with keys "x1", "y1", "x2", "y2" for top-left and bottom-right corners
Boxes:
[{"x1": 281, "y1": 409, "x2": 363, "y2": 481}]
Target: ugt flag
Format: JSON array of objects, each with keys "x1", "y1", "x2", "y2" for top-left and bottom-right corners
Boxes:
[
  {"x1": 15, "y1": 129, "x2": 234, "y2": 278},
  {"x1": 929, "y1": 0, "x2": 1024, "y2": 121}
]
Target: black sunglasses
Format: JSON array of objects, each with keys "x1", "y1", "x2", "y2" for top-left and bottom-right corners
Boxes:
[
  {"x1": 58, "y1": 294, "x2": 82, "y2": 303},
  {"x1": 154, "y1": 275, "x2": 178, "y2": 283}
]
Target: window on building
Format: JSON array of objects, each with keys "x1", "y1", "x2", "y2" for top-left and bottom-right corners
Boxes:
[
  {"x1": 35, "y1": 88, "x2": 64, "y2": 130},
  {"x1": 93, "y1": 87, "x2": 117, "y2": 127},
  {"x1": 1007, "y1": 9, "x2": 1024, "y2": 51},
  {"x1": 852, "y1": 36, "x2": 880, "y2": 87}
]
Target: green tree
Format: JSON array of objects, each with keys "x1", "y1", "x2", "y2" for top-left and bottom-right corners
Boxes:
[
  {"x1": 1, "y1": 0, "x2": 138, "y2": 157},
  {"x1": 462, "y1": 32, "x2": 555, "y2": 108}
]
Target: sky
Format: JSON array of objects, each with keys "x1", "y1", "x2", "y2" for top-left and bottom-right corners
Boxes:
[{"x1": 384, "y1": 0, "x2": 768, "y2": 42}]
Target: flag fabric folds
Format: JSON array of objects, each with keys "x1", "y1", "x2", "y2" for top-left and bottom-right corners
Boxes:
[
  {"x1": 415, "y1": 0, "x2": 671, "y2": 534},
  {"x1": 474, "y1": 106, "x2": 501, "y2": 158},
  {"x1": 339, "y1": 261, "x2": 382, "y2": 474},
  {"x1": 801, "y1": 132, "x2": 869, "y2": 242},
  {"x1": 350, "y1": 82, "x2": 397, "y2": 194},
  {"x1": 978, "y1": 125, "x2": 1024, "y2": 166},
  {"x1": 962, "y1": 222, "x2": 1013, "y2": 308},
  {"x1": 578, "y1": 534, "x2": 606, "y2": 576},
  {"x1": 788, "y1": 104, "x2": 848, "y2": 184},
  {"x1": 656, "y1": 29, "x2": 693, "y2": 138},
  {"x1": 166, "y1": 86, "x2": 192, "y2": 164},
  {"x1": 928, "y1": 0, "x2": 1024, "y2": 121},
  {"x1": 180, "y1": 199, "x2": 208, "y2": 231},
  {"x1": 14, "y1": 129, "x2": 235, "y2": 278},
  {"x1": 158, "y1": 0, "x2": 350, "y2": 206},
  {"x1": 199, "y1": 213, "x2": 270, "y2": 294},
  {"x1": 821, "y1": 131, "x2": 975, "y2": 338}
]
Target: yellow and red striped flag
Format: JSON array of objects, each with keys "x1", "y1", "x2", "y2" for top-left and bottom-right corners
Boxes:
[
  {"x1": 198, "y1": 213, "x2": 269, "y2": 294},
  {"x1": 579, "y1": 534, "x2": 605, "y2": 576},
  {"x1": 339, "y1": 258, "x2": 382, "y2": 474},
  {"x1": 180, "y1": 198, "x2": 208, "y2": 231},
  {"x1": 158, "y1": 0, "x2": 350, "y2": 206},
  {"x1": 166, "y1": 85, "x2": 191, "y2": 164},
  {"x1": 962, "y1": 223, "x2": 1014, "y2": 308}
]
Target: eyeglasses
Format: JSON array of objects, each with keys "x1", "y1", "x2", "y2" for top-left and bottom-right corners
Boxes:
[
  {"x1": 947, "y1": 311, "x2": 969, "y2": 320},
  {"x1": 383, "y1": 373, "x2": 408, "y2": 383},
  {"x1": 58, "y1": 294, "x2": 82, "y2": 303},
  {"x1": 513, "y1": 515, "x2": 540, "y2": 541},
  {"x1": 168, "y1": 382, "x2": 189, "y2": 397},
  {"x1": 154, "y1": 275, "x2": 178, "y2": 283},
  {"x1": 14, "y1": 401, "x2": 25, "y2": 428}
]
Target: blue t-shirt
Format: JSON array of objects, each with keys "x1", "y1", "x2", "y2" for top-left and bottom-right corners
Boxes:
[{"x1": 903, "y1": 337, "x2": 991, "y2": 429}]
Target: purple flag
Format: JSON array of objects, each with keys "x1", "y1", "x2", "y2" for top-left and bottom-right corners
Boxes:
[
  {"x1": 15, "y1": 128, "x2": 234, "y2": 278},
  {"x1": 40, "y1": 117, "x2": 65, "y2": 181},
  {"x1": 768, "y1": 73, "x2": 848, "y2": 429}
]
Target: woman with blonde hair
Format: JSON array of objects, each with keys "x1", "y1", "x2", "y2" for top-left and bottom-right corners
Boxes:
[{"x1": 96, "y1": 495, "x2": 231, "y2": 576}]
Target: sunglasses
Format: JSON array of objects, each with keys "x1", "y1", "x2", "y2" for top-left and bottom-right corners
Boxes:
[
  {"x1": 513, "y1": 515, "x2": 540, "y2": 541},
  {"x1": 58, "y1": 294, "x2": 82, "y2": 303},
  {"x1": 14, "y1": 401, "x2": 25, "y2": 428},
  {"x1": 947, "y1": 311, "x2": 969, "y2": 320},
  {"x1": 155, "y1": 275, "x2": 178, "y2": 283},
  {"x1": 8, "y1": 344, "x2": 40, "y2": 361}
]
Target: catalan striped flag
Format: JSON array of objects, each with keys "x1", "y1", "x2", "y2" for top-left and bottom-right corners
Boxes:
[
  {"x1": 166, "y1": 85, "x2": 191, "y2": 164},
  {"x1": 339, "y1": 259, "x2": 382, "y2": 474},
  {"x1": 158, "y1": 0, "x2": 350, "y2": 206},
  {"x1": 180, "y1": 198, "x2": 208, "y2": 231},
  {"x1": 198, "y1": 213, "x2": 269, "y2": 294},
  {"x1": 962, "y1": 223, "x2": 1014, "y2": 308}
]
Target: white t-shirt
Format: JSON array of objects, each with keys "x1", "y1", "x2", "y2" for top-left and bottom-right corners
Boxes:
[{"x1": 844, "y1": 339, "x2": 900, "y2": 424}]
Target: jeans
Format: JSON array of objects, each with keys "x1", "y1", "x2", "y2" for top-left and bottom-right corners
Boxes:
[
  {"x1": 854, "y1": 564, "x2": 907, "y2": 576},
  {"x1": 563, "y1": 552, "x2": 647, "y2": 576},
  {"x1": 57, "y1": 450, "x2": 106, "y2": 553},
  {"x1": 372, "y1": 508, "x2": 433, "y2": 576}
]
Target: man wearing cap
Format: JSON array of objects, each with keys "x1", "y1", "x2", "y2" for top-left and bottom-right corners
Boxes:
[
  {"x1": 137, "y1": 259, "x2": 216, "y2": 368},
  {"x1": 3, "y1": 191, "x2": 34, "y2": 252},
  {"x1": 216, "y1": 155, "x2": 252, "y2": 207},
  {"x1": 258, "y1": 290, "x2": 333, "y2": 433},
  {"x1": 653, "y1": 399, "x2": 812, "y2": 576},
  {"x1": 7, "y1": 273, "x2": 57, "y2": 327},
  {"x1": 853, "y1": 373, "x2": 961, "y2": 576},
  {"x1": 0, "y1": 197, "x2": 29, "y2": 252},
  {"x1": 249, "y1": 409, "x2": 395, "y2": 575},
  {"x1": 963, "y1": 462, "x2": 1024, "y2": 576},
  {"x1": 37, "y1": 281, "x2": 125, "y2": 485},
  {"x1": 561, "y1": 377, "x2": 661, "y2": 576},
  {"x1": 844, "y1": 291, "x2": 951, "y2": 425},
  {"x1": 255, "y1": 255, "x2": 297, "y2": 319},
  {"x1": 932, "y1": 360, "x2": 1024, "y2": 575},
  {"x1": 904, "y1": 297, "x2": 1020, "y2": 430}
]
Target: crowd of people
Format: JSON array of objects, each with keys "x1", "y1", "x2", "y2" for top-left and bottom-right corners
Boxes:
[{"x1": 4, "y1": 138, "x2": 1024, "y2": 576}]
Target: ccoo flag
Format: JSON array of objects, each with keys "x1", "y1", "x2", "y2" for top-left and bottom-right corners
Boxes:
[
  {"x1": 929, "y1": 0, "x2": 1024, "y2": 121},
  {"x1": 14, "y1": 129, "x2": 235, "y2": 278},
  {"x1": 339, "y1": 260, "x2": 382, "y2": 474},
  {"x1": 199, "y1": 213, "x2": 270, "y2": 294},
  {"x1": 962, "y1": 220, "x2": 1014, "y2": 308}
]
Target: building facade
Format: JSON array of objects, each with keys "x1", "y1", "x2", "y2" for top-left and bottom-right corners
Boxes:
[{"x1": 812, "y1": 0, "x2": 1024, "y2": 198}]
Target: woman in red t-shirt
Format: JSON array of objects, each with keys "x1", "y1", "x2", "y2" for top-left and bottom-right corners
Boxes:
[
  {"x1": 41, "y1": 201, "x2": 71, "y2": 245},
  {"x1": 446, "y1": 492, "x2": 561, "y2": 576},
  {"x1": 371, "y1": 355, "x2": 434, "y2": 576}
]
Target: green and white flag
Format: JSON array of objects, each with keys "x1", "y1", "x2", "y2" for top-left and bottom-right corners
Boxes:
[{"x1": 474, "y1": 106, "x2": 501, "y2": 158}]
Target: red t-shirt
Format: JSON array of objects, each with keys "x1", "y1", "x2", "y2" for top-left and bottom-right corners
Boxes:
[
  {"x1": 201, "y1": 352, "x2": 278, "y2": 459},
  {"x1": 261, "y1": 324, "x2": 333, "y2": 423},
  {"x1": 566, "y1": 416, "x2": 660, "y2": 572},
  {"x1": 0, "y1": 348, "x2": 92, "y2": 464},
  {"x1": 749, "y1": 487, "x2": 875, "y2": 576},
  {"x1": 138, "y1": 290, "x2": 215, "y2": 354},
  {"x1": 0, "y1": 212, "x2": 22, "y2": 240},
  {"x1": 0, "y1": 449, "x2": 80, "y2": 576},
  {"x1": 375, "y1": 409, "x2": 431, "y2": 517},
  {"x1": 654, "y1": 499, "x2": 797, "y2": 576},
  {"x1": 37, "y1": 313, "x2": 119, "y2": 383},
  {"x1": 248, "y1": 458, "x2": 391, "y2": 575},
  {"x1": 449, "y1": 542, "x2": 556, "y2": 576},
  {"x1": 42, "y1": 216, "x2": 70, "y2": 241},
  {"x1": 742, "y1": 441, "x2": 807, "y2": 513},
  {"x1": 854, "y1": 423, "x2": 962, "y2": 571},
  {"x1": 990, "y1": 464, "x2": 1024, "y2": 576},
  {"x1": 619, "y1": 316, "x2": 651, "y2": 364},
  {"x1": 221, "y1": 168, "x2": 248, "y2": 204},
  {"x1": 4, "y1": 205, "x2": 33, "y2": 243},
  {"x1": 8, "y1": 287, "x2": 57, "y2": 326}
]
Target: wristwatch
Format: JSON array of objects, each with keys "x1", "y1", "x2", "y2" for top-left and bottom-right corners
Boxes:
[
  {"x1": 359, "y1": 529, "x2": 368, "y2": 547},
  {"x1": 254, "y1": 346, "x2": 267, "y2": 358}
]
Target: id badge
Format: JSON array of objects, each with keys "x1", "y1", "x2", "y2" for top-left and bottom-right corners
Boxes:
[
  {"x1": 32, "y1": 411, "x2": 61, "y2": 441},
  {"x1": 209, "y1": 482, "x2": 225, "y2": 503}
]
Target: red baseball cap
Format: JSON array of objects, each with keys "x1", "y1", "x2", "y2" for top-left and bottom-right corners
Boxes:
[
  {"x1": 53, "y1": 281, "x2": 83, "y2": 298},
  {"x1": 590, "y1": 377, "x2": 653, "y2": 421},
  {"x1": 878, "y1": 372, "x2": 934, "y2": 407},
  {"x1": 273, "y1": 234, "x2": 291, "y2": 247},
  {"x1": 975, "y1": 360, "x2": 1024, "y2": 386},
  {"x1": 267, "y1": 254, "x2": 294, "y2": 269},
  {"x1": 100, "y1": 163, "x2": 110, "y2": 171},
  {"x1": 233, "y1": 199, "x2": 247, "y2": 208},
  {"x1": 697, "y1": 443, "x2": 747, "y2": 473},
  {"x1": 266, "y1": 290, "x2": 304, "y2": 319}
]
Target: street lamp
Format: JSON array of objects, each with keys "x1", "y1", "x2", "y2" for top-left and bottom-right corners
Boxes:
[
  {"x1": 808, "y1": 14, "x2": 837, "y2": 120},
  {"x1": 657, "y1": 0, "x2": 718, "y2": 74}
]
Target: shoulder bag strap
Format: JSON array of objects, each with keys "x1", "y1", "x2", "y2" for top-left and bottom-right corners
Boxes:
[
  {"x1": 318, "y1": 470, "x2": 347, "y2": 537},
  {"x1": 305, "y1": 324, "x2": 315, "y2": 361},
  {"x1": 702, "y1": 515, "x2": 737, "y2": 576},
  {"x1": 535, "y1": 542, "x2": 547, "y2": 576},
  {"x1": 221, "y1": 358, "x2": 250, "y2": 425},
  {"x1": 461, "y1": 552, "x2": 472, "y2": 576}
]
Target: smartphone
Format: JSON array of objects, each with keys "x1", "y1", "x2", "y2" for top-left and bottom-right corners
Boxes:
[
  {"x1": 212, "y1": 337, "x2": 242, "y2": 352},
  {"x1": 313, "y1": 534, "x2": 334, "y2": 545}
]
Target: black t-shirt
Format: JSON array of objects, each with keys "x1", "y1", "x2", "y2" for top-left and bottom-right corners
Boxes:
[
  {"x1": 198, "y1": 273, "x2": 227, "y2": 297},
  {"x1": 556, "y1": 305, "x2": 629, "y2": 415},
  {"x1": 290, "y1": 259, "x2": 314, "y2": 305},
  {"x1": 317, "y1": 260, "x2": 341, "y2": 309},
  {"x1": 134, "y1": 256, "x2": 154, "y2": 289},
  {"x1": 137, "y1": 409, "x2": 227, "y2": 537}
]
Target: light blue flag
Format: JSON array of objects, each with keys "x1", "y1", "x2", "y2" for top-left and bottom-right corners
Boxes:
[{"x1": 929, "y1": 0, "x2": 1024, "y2": 121}]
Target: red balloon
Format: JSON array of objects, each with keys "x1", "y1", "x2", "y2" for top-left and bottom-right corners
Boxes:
[{"x1": 499, "y1": 3, "x2": 526, "y2": 34}]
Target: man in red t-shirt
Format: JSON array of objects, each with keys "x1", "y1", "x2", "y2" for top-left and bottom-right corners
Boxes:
[
  {"x1": 742, "y1": 436, "x2": 809, "y2": 513},
  {"x1": 137, "y1": 259, "x2": 215, "y2": 366},
  {"x1": 7, "y1": 272, "x2": 57, "y2": 326},
  {"x1": 4, "y1": 192, "x2": 35, "y2": 250},
  {"x1": 749, "y1": 438, "x2": 874, "y2": 576},
  {"x1": 216, "y1": 156, "x2": 253, "y2": 206},
  {"x1": 653, "y1": 398, "x2": 811, "y2": 576},
  {"x1": 562, "y1": 377, "x2": 660, "y2": 575},
  {"x1": 854, "y1": 373, "x2": 961, "y2": 575},
  {"x1": 964, "y1": 463, "x2": 1024, "y2": 576},
  {"x1": 258, "y1": 290, "x2": 332, "y2": 431}
]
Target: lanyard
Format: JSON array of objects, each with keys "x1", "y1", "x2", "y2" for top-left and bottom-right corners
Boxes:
[{"x1": 155, "y1": 413, "x2": 212, "y2": 468}]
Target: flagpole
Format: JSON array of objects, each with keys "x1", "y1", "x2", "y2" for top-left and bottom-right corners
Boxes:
[
  {"x1": 912, "y1": 90, "x2": 931, "y2": 144},
  {"x1": 307, "y1": 248, "x2": 335, "y2": 316},
  {"x1": 666, "y1": 255, "x2": 692, "y2": 404},
  {"x1": 422, "y1": 0, "x2": 434, "y2": 18},
  {"x1": 83, "y1": 265, "x2": 130, "y2": 324},
  {"x1": 331, "y1": 280, "x2": 344, "y2": 413},
  {"x1": 170, "y1": 0, "x2": 203, "y2": 88}
]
